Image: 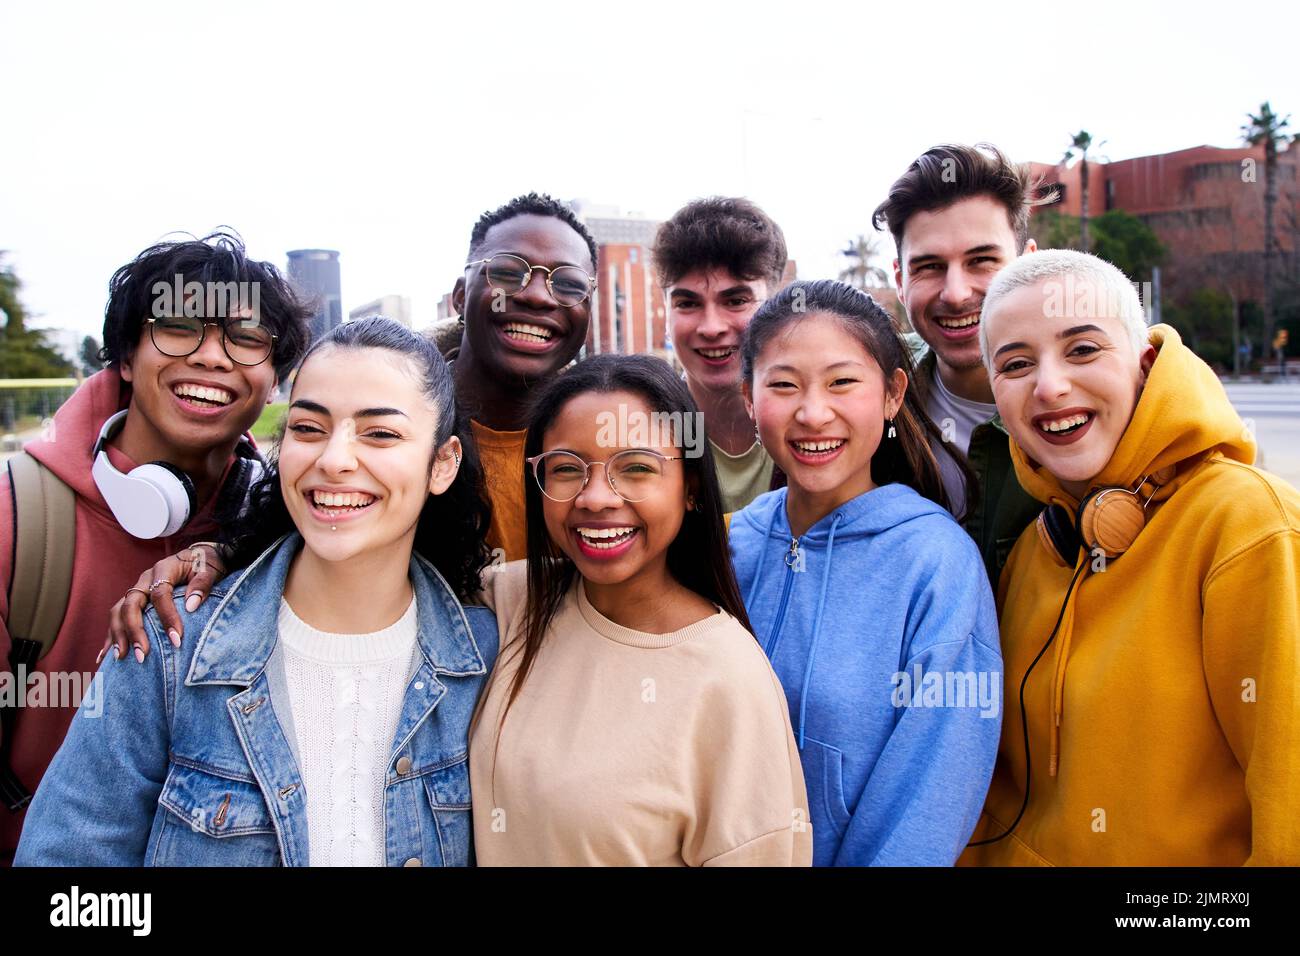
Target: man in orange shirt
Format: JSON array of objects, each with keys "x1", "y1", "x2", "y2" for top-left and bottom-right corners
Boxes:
[{"x1": 447, "y1": 193, "x2": 599, "y2": 562}]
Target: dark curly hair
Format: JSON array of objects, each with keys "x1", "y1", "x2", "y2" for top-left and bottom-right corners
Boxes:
[
  {"x1": 100, "y1": 228, "x2": 312, "y2": 381},
  {"x1": 219, "y1": 316, "x2": 493, "y2": 600},
  {"x1": 652, "y1": 196, "x2": 788, "y2": 289},
  {"x1": 467, "y1": 192, "x2": 598, "y2": 270}
]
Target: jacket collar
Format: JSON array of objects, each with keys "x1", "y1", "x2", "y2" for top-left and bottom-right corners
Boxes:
[{"x1": 187, "y1": 531, "x2": 488, "y2": 685}]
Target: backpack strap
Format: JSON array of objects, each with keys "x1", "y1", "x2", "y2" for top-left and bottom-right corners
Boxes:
[
  {"x1": 2, "y1": 453, "x2": 75, "y2": 812},
  {"x1": 7, "y1": 453, "x2": 76, "y2": 658}
]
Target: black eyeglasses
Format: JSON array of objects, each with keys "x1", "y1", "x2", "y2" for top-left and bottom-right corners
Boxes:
[
  {"x1": 465, "y1": 254, "x2": 596, "y2": 308},
  {"x1": 147, "y1": 316, "x2": 276, "y2": 367}
]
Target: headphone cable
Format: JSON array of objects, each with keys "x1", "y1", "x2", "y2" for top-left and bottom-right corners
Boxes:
[{"x1": 967, "y1": 557, "x2": 1088, "y2": 847}]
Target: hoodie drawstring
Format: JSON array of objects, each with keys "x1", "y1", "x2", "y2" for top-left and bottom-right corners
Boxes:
[
  {"x1": 1048, "y1": 556, "x2": 1087, "y2": 776},
  {"x1": 796, "y1": 512, "x2": 843, "y2": 751},
  {"x1": 743, "y1": 503, "x2": 784, "y2": 610}
]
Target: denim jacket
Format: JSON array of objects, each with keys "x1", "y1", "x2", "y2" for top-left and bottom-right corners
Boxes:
[{"x1": 14, "y1": 532, "x2": 498, "y2": 867}]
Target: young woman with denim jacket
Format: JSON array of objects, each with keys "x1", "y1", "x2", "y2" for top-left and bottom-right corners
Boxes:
[{"x1": 15, "y1": 318, "x2": 499, "y2": 867}]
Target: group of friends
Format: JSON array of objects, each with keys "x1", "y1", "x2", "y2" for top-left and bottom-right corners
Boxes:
[{"x1": 2, "y1": 143, "x2": 1297, "y2": 867}]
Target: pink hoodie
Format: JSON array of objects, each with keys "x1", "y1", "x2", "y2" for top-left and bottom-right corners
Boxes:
[{"x1": 0, "y1": 368, "x2": 258, "y2": 863}]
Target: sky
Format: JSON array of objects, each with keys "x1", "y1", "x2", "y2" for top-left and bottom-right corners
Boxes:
[{"x1": 0, "y1": 0, "x2": 1294, "y2": 342}]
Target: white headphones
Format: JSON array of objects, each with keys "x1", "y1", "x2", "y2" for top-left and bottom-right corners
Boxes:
[{"x1": 91, "y1": 410, "x2": 198, "y2": 539}]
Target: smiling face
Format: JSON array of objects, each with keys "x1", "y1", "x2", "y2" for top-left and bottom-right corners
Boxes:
[
  {"x1": 453, "y1": 214, "x2": 593, "y2": 385},
  {"x1": 278, "y1": 345, "x2": 459, "y2": 564},
  {"x1": 535, "y1": 389, "x2": 692, "y2": 590},
  {"x1": 745, "y1": 313, "x2": 906, "y2": 510},
  {"x1": 667, "y1": 267, "x2": 769, "y2": 394},
  {"x1": 894, "y1": 194, "x2": 1031, "y2": 379},
  {"x1": 118, "y1": 309, "x2": 278, "y2": 455},
  {"x1": 984, "y1": 278, "x2": 1155, "y2": 498}
]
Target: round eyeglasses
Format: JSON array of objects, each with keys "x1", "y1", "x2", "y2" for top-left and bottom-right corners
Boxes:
[
  {"x1": 466, "y1": 254, "x2": 596, "y2": 308},
  {"x1": 527, "y1": 449, "x2": 686, "y2": 503},
  {"x1": 147, "y1": 316, "x2": 276, "y2": 367}
]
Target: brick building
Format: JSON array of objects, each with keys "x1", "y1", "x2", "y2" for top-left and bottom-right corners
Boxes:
[
  {"x1": 572, "y1": 201, "x2": 670, "y2": 360},
  {"x1": 1029, "y1": 140, "x2": 1300, "y2": 303}
]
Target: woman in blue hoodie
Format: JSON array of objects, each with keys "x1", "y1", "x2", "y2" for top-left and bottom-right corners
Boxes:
[{"x1": 730, "y1": 280, "x2": 1002, "y2": 866}]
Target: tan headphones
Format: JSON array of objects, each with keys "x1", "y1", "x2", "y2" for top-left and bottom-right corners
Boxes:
[{"x1": 1036, "y1": 467, "x2": 1174, "y2": 567}]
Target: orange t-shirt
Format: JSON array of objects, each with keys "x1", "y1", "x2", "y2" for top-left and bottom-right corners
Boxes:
[{"x1": 470, "y1": 419, "x2": 528, "y2": 563}]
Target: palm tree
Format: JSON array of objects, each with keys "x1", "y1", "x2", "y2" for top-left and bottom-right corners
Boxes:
[
  {"x1": 1242, "y1": 101, "x2": 1293, "y2": 353},
  {"x1": 1063, "y1": 131, "x2": 1104, "y2": 253},
  {"x1": 838, "y1": 234, "x2": 889, "y2": 291}
]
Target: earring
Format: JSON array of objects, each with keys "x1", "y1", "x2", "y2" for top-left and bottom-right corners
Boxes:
[
  {"x1": 686, "y1": 495, "x2": 696, "y2": 511},
  {"x1": 454, "y1": 452, "x2": 461, "y2": 467},
  {"x1": 754, "y1": 422, "x2": 760, "y2": 441},
  {"x1": 887, "y1": 418, "x2": 896, "y2": 439}
]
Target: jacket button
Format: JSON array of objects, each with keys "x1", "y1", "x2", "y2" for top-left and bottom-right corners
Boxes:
[
  {"x1": 403, "y1": 857, "x2": 422, "y2": 867},
  {"x1": 395, "y1": 756, "x2": 412, "y2": 775}
]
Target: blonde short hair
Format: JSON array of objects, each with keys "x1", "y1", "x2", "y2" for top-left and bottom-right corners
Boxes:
[{"x1": 980, "y1": 249, "x2": 1148, "y2": 368}]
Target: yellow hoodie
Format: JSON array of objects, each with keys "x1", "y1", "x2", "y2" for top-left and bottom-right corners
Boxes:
[{"x1": 961, "y1": 325, "x2": 1300, "y2": 866}]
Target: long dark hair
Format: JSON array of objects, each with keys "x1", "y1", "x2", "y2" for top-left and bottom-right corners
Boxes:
[
  {"x1": 504, "y1": 354, "x2": 751, "y2": 712},
  {"x1": 220, "y1": 316, "x2": 492, "y2": 600},
  {"x1": 741, "y1": 279, "x2": 977, "y2": 515}
]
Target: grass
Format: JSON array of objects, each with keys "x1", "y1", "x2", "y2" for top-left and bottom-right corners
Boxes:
[{"x1": 252, "y1": 402, "x2": 287, "y2": 442}]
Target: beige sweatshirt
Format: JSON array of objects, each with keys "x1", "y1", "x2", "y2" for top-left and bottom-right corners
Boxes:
[{"x1": 469, "y1": 561, "x2": 812, "y2": 866}]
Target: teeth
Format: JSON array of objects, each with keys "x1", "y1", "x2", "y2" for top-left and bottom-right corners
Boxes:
[
  {"x1": 577, "y1": 527, "x2": 637, "y2": 549},
  {"x1": 503, "y1": 322, "x2": 553, "y2": 341},
  {"x1": 173, "y1": 383, "x2": 234, "y2": 405},
  {"x1": 697, "y1": 347, "x2": 736, "y2": 358},
  {"x1": 935, "y1": 314, "x2": 979, "y2": 329},
  {"x1": 793, "y1": 439, "x2": 845, "y2": 452},
  {"x1": 311, "y1": 490, "x2": 376, "y2": 508},
  {"x1": 1038, "y1": 413, "x2": 1090, "y2": 433}
]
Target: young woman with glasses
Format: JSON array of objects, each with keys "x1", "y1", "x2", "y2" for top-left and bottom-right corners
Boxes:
[{"x1": 468, "y1": 354, "x2": 811, "y2": 866}]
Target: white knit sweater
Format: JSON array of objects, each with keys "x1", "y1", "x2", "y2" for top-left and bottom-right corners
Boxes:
[{"x1": 275, "y1": 596, "x2": 418, "y2": 867}]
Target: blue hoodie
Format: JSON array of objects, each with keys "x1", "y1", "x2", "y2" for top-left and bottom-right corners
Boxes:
[{"x1": 729, "y1": 483, "x2": 1002, "y2": 866}]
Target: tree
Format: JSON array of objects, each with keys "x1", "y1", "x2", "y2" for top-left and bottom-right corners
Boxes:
[
  {"x1": 1242, "y1": 101, "x2": 1294, "y2": 353},
  {"x1": 1090, "y1": 210, "x2": 1166, "y2": 284},
  {"x1": 838, "y1": 233, "x2": 889, "y2": 290},
  {"x1": 1063, "y1": 131, "x2": 1104, "y2": 253},
  {"x1": 80, "y1": 335, "x2": 104, "y2": 377},
  {"x1": 1030, "y1": 208, "x2": 1082, "y2": 251},
  {"x1": 0, "y1": 255, "x2": 75, "y2": 379},
  {"x1": 1, "y1": 253, "x2": 28, "y2": 334},
  {"x1": 1164, "y1": 288, "x2": 1234, "y2": 370}
]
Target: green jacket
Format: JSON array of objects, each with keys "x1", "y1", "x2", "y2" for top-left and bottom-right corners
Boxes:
[{"x1": 906, "y1": 336, "x2": 1042, "y2": 591}]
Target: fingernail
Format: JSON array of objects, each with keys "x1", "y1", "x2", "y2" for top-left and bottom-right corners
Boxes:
[
  {"x1": 169, "y1": 628, "x2": 181, "y2": 648},
  {"x1": 111, "y1": 646, "x2": 121, "y2": 660},
  {"x1": 134, "y1": 646, "x2": 145, "y2": 664},
  {"x1": 186, "y1": 593, "x2": 201, "y2": 613},
  {"x1": 95, "y1": 647, "x2": 106, "y2": 665}
]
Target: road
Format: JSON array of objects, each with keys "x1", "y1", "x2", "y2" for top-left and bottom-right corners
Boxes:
[{"x1": 1223, "y1": 382, "x2": 1300, "y2": 489}]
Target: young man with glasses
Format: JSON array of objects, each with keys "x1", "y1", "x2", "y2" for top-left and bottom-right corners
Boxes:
[
  {"x1": 448, "y1": 192, "x2": 599, "y2": 562},
  {"x1": 652, "y1": 197, "x2": 788, "y2": 512},
  {"x1": 0, "y1": 231, "x2": 310, "y2": 864}
]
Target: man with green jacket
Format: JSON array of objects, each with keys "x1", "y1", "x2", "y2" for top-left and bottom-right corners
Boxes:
[{"x1": 874, "y1": 143, "x2": 1048, "y2": 588}]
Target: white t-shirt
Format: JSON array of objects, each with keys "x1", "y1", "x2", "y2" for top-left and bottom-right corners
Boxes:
[{"x1": 923, "y1": 367, "x2": 997, "y2": 520}]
